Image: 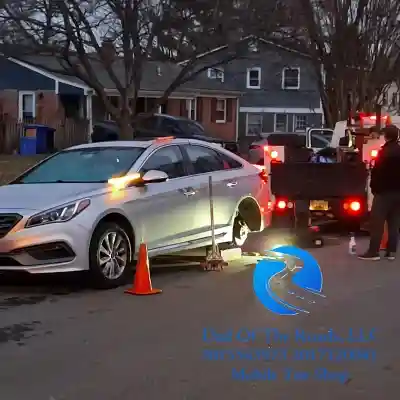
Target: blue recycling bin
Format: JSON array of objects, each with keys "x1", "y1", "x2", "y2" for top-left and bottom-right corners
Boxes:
[{"x1": 19, "y1": 124, "x2": 56, "y2": 155}]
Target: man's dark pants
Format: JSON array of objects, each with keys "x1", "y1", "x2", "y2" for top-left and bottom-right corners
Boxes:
[{"x1": 368, "y1": 192, "x2": 400, "y2": 254}]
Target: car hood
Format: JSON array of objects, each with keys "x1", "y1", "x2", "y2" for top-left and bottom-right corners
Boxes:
[{"x1": 0, "y1": 183, "x2": 106, "y2": 211}]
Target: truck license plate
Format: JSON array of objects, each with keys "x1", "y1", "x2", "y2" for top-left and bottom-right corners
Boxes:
[{"x1": 309, "y1": 200, "x2": 329, "y2": 211}]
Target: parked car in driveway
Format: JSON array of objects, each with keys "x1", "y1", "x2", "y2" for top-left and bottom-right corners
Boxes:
[
  {"x1": 92, "y1": 114, "x2": 240, "y2": 154},
  {"x1": 0, "y1": 138, "x2": 269, "y2": 288}
]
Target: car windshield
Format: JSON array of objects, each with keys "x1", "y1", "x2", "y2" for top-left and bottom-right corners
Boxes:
[{"x1": 14, "y1": 147, "x2": 145, "y2": 184}]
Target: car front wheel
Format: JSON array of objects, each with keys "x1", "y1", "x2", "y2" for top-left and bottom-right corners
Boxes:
[{"x1": 89, "y1": 222, "x2": 132, "y2": 289}]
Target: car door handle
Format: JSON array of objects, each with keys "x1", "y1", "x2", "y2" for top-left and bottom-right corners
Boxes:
[
  {"x1": 227, "y1": 181, "x2": 238, "y2": 187},
  {"x1": 180, "y1": 187, "x2": 196, "y2": 196}
]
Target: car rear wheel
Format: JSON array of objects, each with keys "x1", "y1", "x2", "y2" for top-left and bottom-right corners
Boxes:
[
  {"x1": 232, "y1": 216, "x2": 249, "y2": 247},
  {"x1": 89, "y1": 222, "x2": 132, "y2": 289}
]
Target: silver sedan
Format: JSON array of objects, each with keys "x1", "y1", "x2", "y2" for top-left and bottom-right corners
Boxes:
[{"x1": 0, "y1": 138, "x2": 271, "y2": 288}]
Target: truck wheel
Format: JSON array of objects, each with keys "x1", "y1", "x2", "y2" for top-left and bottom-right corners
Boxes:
[{"x1": 88, "y1": 222, "x2": 132, "y2": 289}]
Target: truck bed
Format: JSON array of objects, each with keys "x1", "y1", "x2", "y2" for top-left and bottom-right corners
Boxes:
[{"x1": 270, "y1": 162, "x2": 368, "y2": 199}]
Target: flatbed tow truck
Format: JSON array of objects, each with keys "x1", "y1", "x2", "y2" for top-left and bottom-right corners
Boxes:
[
  {"x1": 259, "y1": 138, "x2": 369, "y2": 236},
  {"x1": 262, "y1": 111, "x2": 396, "y2": 237}
]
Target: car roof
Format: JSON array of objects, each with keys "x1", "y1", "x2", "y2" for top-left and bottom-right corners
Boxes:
[
  {"x1": 67, "y1": 141, "x2": 153, "y2": 150},
  {"x1": 65, "y1": 137, "x2": 223, "y2": 151}
]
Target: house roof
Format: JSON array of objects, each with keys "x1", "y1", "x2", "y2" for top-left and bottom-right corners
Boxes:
[
  {"x1": 9, "y1": 54, "x2": 241, "y2": 95},
  {"x1": 177, "y1": 36, "x2": 310, "y2": 66}
]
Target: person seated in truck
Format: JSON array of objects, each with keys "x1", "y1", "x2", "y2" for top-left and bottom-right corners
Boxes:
[{"x1": 310, "y1": 147, "x2": 337, "y2": 163}]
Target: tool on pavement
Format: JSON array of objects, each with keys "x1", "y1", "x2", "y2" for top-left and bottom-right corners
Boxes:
[{"x1": 125, "y1": 242, "x2": 162, "y2": 295}]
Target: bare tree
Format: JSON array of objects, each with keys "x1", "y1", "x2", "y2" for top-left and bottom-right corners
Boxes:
[
  {"x1": 0, "y1": 0, "x2": 285, "y2": 138},
  {"x1": 276, "y1": 0, "x2": 400, "y2": 126}
]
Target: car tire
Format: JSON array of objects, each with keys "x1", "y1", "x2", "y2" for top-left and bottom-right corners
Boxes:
[
  {"x1": 232, "y1": 215, "x2": 250, "y2": 247},
  {"x1": 88, "y1": 221, "x2": 133, "y2": 289}
]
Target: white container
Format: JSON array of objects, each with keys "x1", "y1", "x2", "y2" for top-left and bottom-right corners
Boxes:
[{"x1": 349, "y1": 234, "x2": 357, "y2": 255}]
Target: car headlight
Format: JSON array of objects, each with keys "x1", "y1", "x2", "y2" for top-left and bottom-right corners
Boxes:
[{"x1": 25, "y1": 199, "x2": 91, "y2": 228}]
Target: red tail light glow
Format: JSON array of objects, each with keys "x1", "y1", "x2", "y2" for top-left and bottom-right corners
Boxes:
[
  {"x1": 263, "y1": 145, "x2": 269, "y2": 152},
  {"x1": 343, "y1": 199, "x2": 362, "y2": 213},
  {"x1": 270, "y1": 150, "x2": 278, "y2": 159},
  {"x1": 350, "y1": 201, "x2": 361, "y2": 211},
  {"x1": 277, "y1": 200, "x2": 286, "y2": 209},
  {"x1": 252, "y1": 165, "x2": 268, "y2": 182},
  {"x1": 275, "y1": 200, "x2": 294, "y2": 210},
  {"x1": 258, "y1": 170, "x2": 268, "y2": 183},
  {"x1": 370, "y1": 149, "x2": 378, "y2": 159}
]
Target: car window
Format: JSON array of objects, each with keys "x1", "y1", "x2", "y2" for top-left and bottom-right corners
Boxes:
[
  {"x1": 311, "y1": 134, "x2": 328, "y2": 148},
  {"x1": 14, "y1": 147, "x2": 145, "y2": 184},
  {"x1": 178, "y1": 120, "x2": 204, "y2": 136},
  {"x1": 160, "y1": 118, "x2": 181, "y2": 135},
  {"x1": 218, "y1": 152, "x2": 243, "y2": 169},
  {"x1": 310, "y1": 129, "x2": 333, "y2": 142},
  {"x1": 137, "y1": 116, "x2": 159, "y2": 130},
  {"x1": 140, "y1": 146, "x2": 186, "y2": 179},
  {"x1": 185, "y1": 145, "x2": 227, "y2": 174}
]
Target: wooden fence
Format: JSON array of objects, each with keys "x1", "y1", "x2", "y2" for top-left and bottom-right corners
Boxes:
[{"x1": 0, "y1": 117, "x2": 89, "y2": 154}]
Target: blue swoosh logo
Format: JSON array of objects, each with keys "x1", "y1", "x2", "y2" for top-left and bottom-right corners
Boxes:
[
  {"x1": 272, "y1": 245, "x2": 323, "y2": 294},
  {"x1": 253, "y1": 246, "x2": 324, "y2": 315}
]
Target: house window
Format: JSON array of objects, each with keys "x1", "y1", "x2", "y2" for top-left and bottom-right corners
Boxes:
[
  {"x1": 215, "y1": 99, "x2": 226, "y2": 123},
  {"x1": 274, "y1": 114, "x2": 287, "y2": 132},
  {"x1": 18, "y1": 91, "x2": 36, "y2": 120},
  {"x1": 246, "y1": 67, "x2": 261, "y2": 89},
  {"x1": 282, "y1": 67, "x2": 300, "y2": 90},
  {"x1": 246, "y1": 113, "x2": 263, "y2": 136},
  {"x1": 207, "y1": 67, "x2": 224, "y2": 82},
  {"x1": 186, "y1": 99, "x2": 196, "y2": 120},
  {"x1": 294, "y1": 115, "x2": 307, "y2": 131}
]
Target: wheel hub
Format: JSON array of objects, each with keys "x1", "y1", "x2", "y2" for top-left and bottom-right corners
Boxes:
[{"x1": 97, "y1": 231, "x2": 128, "y2": 280}]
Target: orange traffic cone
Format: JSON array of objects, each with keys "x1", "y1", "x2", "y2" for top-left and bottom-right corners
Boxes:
[
  {"x1": 125, "y1": 243, "x2": 162, "y2": 295},
  {"x1": 380, "y1": 222, "x2": 388, "y2": 251}
]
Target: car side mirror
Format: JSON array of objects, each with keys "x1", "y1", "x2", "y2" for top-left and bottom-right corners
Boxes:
[
  {"x1": 141, "y1": 170, "x2": 168, "y2": 183},
  {"x1": 339, "y1": 137, "x2": 349, "y2": 146}
]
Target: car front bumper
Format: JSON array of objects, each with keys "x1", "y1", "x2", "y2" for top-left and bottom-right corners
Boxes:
[{"x1": 0, "y1": 218, "x2": 91, "y2": 274}]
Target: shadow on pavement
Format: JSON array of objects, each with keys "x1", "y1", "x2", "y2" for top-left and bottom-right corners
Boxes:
[{"x1": 0, "y1": 262, "x2": 204, "y2": 303}]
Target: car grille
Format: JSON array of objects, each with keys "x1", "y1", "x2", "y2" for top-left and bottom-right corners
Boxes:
[{"x1": 0, "y1": 214, "x2": 22, "y2": 238}]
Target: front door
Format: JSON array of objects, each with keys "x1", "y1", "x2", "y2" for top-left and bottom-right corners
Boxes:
[
  {"x1": 180, "y1": 143, "x2": 244, "y2": 241},
  {"x1": 125, "y1": 145, "x2": 195, "y2": 252}
]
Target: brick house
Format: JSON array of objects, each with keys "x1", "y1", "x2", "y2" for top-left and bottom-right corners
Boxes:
[{"x1": 0, "y1": 55, "x2": 241, "y2": 145}]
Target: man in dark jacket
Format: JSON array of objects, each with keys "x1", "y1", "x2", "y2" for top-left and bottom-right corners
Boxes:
[{"x1": 358, "y1": 125, "x2": 400, "y2": 260}]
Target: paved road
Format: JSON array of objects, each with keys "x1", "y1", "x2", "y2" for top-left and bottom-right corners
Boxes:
[{"x1": 0, "y1": 234, "x2": 398, "y2": 399}]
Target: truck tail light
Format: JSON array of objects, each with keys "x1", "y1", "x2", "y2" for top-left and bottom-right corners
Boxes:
[
  {"x1": 370, "y1": 149, "x2": 378, "y2": 159},
  {"x1": 275, "y1": 199, "x2": 293, "y2": 210},
  {"x1": 277, "y1": 200, "x2": 287, "y2": 209},
  {"x1": 343, "y1": 199, "x2": 362, "y2": 213}
]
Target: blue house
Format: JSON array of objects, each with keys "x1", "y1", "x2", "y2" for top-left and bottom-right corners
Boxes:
[
  {"x1": 0, "y1": 55, "x2": 92, "y2": 128},
  {"x1": 198, "y1": 38, "x2": 324, "y2": 148}
]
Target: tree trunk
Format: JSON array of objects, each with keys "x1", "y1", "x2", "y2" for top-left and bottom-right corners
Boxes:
[{"x1": 119, "y1": 93, "x2": 132, "y2": 140}]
